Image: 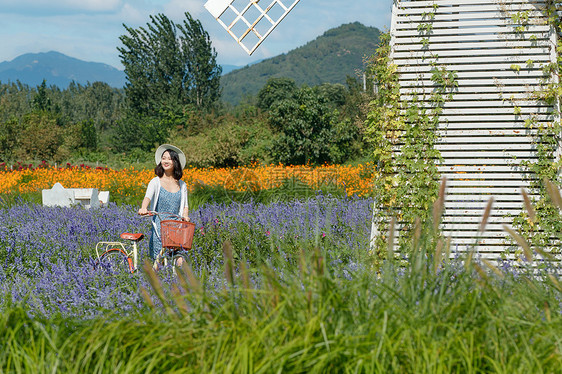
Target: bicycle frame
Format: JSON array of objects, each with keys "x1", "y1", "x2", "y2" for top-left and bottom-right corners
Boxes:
[
  {"x1": 94, "y1": 211, "x2": 188, "y2": 273},
  {"x1": 95, "y1": 240, "x2": 139, "y2": 272}
]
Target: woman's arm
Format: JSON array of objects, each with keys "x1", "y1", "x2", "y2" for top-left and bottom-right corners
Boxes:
[
  {"x1": 180, "y1": 181, "x2": 189, "y2": 221},
  {"x1": 138, "y1": 178, "x2": 157, "y2": 215},
  {"x1": 138, "y1": 197, "x2": 151, "y2": 215}
]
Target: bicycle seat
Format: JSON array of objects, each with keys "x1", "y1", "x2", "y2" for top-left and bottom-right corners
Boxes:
[{"x1": 120, "y1": 233, "x2": 144, "y2": 241}]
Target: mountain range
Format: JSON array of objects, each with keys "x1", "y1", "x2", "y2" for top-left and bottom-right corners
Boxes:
[
  {"x1": 0, "y1": 52, "x2": 246, "y2": 89},
  {"x1": 221, "y1": 22, "x2": 381, "y2": 104},
  {"x1": 0, "y1": 22, "x2": 381, "y2": 104},
  {"x1": 0, "y1": 51, "x2": 127, "y2": 88}
]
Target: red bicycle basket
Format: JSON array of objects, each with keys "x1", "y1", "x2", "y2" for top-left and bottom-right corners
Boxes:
[{"x1": 160, "y1": 220, "x2": 195, "y2": 249}]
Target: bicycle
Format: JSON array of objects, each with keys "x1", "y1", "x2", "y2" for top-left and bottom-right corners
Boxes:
[{"x1": 94, "y1": 211, "x2": 195, "y2": 273}]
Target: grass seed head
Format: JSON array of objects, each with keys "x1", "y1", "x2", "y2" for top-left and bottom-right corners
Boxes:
[
  {"x1": 432, "y1": 177, "x2": 446, "y2": 231},
  {"x1": 465, "y1": 249, "x2": 474, "y2": 271},
  {"x1": 534, "y1": 247, "x2": 554, "y2": 261},
  {"x1": 387, "y1": 216, "x2": 395, "y2": 259},
  {"x1": 140, "y1": 286, "x2": 154, "y2": 309},
  {"x1": 434, "y1": 239, "x2": 443, "y2": 274},
  {"x1": 142, "y1": 260, "x2": 167, "y2": 306},
  {"x1": 482, "y1": 259, "x2": 504, "y2": 279},
  {"x1": 521, "y1": 188, "x2": 536, "y2": 223},
  {"x1": 544, "y1": 301, "x2": 551, "y2": 322},
  {"x1": 444, "y1": 236, "x2": 451, "y2": 263},
  {"x1": 548, "y1": 274, "x2": 562, "y2": 292},
  {"x1": 413, "y1": 217, "x2": 421, "y2": 251},
  {"x1": 171, "y1": 284, "x2": 189, "y2": 317},
  {"x1": 178, "y1": 262, "x2": 202, "y2": 294},
  {"x1": 503, "y1": 225, "x2": 533, "y2": 262},
  {"x1": 479, "y1": 197, "x2": 494, "y2": 233},
  {"x1": 473, "y1": 262, "x2": 490, "y2": 285},
  {"x1": 545, "y1": 178, "x2": 562, "y2": 209},
  {"x1": 240, "y1": 261, "x2": 251, "y2": 290},
  {"x1": 313, "y1": 247, "x2": 324, "y2": 277},
  {"x1": 223, "y1": 240, "x2": 235, "y2": 286}
]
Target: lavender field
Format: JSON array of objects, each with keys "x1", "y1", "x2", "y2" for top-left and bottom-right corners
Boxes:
[
  {"x1": 2, "y1": 195, "x2": 562, "y2": 372},
  {"x1": 0, "y1": 195, "x2": 373, "y2": 318}
]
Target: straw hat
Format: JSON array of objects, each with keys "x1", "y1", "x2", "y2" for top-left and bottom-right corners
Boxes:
[{"x1": 155, "y1": 144, "x2": 186, "y2": 169}]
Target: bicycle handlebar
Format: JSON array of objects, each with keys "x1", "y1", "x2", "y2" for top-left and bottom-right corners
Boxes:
[{"x1": 143, "y1": 211, "x2": 185, "y2": 221}]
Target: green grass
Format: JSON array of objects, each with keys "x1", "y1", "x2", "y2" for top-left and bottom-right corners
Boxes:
[
  {"x1": 0, "y1": 191, "x2": 42, "y2": 207},
  {"x1": 2, "y1": 243, "x2": 562, "y2": 373},
  {"x1": 0, "y1": 177, "x2": 347, "y2": 210},
  {"x1": 189, "y1": 177, "x2": 346, "y2": 209}
]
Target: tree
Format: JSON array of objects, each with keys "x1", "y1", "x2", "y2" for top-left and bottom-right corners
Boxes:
[
  {"x1": 0, "y1": 82, "x2": 34, "y2": 124},
  {"x1": 33, "y1": 80, "x2": 53, "y2": 112},
  {"x1": 17, "y1": 112, "x2": 63, "y2": 161},
  {"x1": 269, "y1": 87, "x2": 337, "y2": 165},
  {"x1": 0, "y1": 117, "x2": 19, "y2": 162},
  {"x1": 80, "y1": 119, "x2": 98, "y2": 150},
  {"x1": 179, "y1": 15, "x2": 222, "y2": 108},
  {"x1": 112, "y1": 115, "x2": 169, "y2": 152},
  {"x1": 257, "y1": 77, "x2": 297, "y2": 111},
  {"x1": 313, "y1": 83, "x2": 347, "y2": 108},
  {"x1": 61, "y1": 82, "x2": 125, "y2": 131},
  {"x1": 118, "y1": 12, "x2": 221, "y2": 116}
]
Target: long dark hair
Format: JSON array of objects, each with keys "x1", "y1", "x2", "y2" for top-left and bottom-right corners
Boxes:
[{"x1": 154, "y1": 149, "x2": 183, "y2": 180}]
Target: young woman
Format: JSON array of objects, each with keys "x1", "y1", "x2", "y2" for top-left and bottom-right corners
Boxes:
[{"x1": 138, "y1": 144, "x2": 190, "y2": 261}]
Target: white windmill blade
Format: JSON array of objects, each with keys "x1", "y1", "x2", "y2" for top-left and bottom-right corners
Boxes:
[{"x1": 204, "y1": 0, "x2": 301, "y2": 55}]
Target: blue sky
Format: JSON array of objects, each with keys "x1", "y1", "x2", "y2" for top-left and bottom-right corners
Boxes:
[{"x1": 0, "y1": 0, "x2": 392, "y2": 69}]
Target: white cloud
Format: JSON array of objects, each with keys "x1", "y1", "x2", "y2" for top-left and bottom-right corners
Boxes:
[
  {"x1": 0, "y1": 0, "x2": 123, "y2": 14},
  {"x1": 164, "y1": 0, "x2": 204, "y2": 19},
  {"x1": 68, "y1": 0, "x2": 122, "y2": 12},
  {"x1": 118, "y1": 3, "x2": 150, "y2": 25}
]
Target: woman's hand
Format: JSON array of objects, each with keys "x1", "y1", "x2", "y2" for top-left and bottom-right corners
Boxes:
[
  {"x1": 139, "y1": 197, "x2": 151, "y2": 216},
  {"x1": 182, "y1": 216, "x2": 191, "y2": 222}
]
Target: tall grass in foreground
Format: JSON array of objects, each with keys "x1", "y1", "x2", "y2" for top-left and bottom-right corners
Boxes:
[{"x1": 2, "y1": 240, "x2": 561, "y2": 373}]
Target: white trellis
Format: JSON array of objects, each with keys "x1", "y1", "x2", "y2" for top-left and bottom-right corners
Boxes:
[
  {"x1": 204, "y1": 0, "x2": 301, "y2": 55},
  {"x1": 372, "y1": 0, "x2": 561, "y2": 259}
]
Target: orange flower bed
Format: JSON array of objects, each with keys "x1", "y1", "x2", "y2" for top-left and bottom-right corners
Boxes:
[{"x1": 0, "y1": 164, "x2": 377, "y2": 197}]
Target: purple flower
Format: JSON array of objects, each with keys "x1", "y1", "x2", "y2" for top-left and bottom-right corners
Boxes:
[{"x1": 0, "y1": 195, "x2": 376, "y2": 318}]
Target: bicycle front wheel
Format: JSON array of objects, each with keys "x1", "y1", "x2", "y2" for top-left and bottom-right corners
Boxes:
[
  {"x1": 172, "y1": 250, "x2": 191, "y2": 269},
  {"x1": 98, "y1": 248, "x2": 134, "y2": 273}
]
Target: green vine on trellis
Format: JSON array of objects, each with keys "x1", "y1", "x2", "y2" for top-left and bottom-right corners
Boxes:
[
  {"x1": 506, "y1": 1, "x2": 562, "y2": 254},
  {"x1": 365, "y1": 3, "x2": 458, "y2": 258},
  {"x1": 511, "y1": 9, "x2": 531, "y2": 36}
]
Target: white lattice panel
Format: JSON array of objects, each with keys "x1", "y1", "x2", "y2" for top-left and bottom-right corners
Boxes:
[
  {"x1": 205, "y1": 0, "x2": 301, "y2": 55},
  {"x1": 375, "y1": 0, "x2": 561, "y2": 259}
]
